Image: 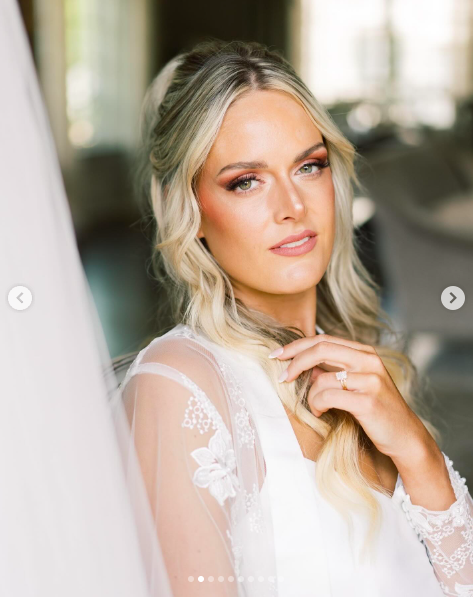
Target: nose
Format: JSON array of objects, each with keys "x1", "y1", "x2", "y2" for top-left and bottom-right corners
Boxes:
[{"x1": 273, "y1": 178, "x2": 307, "y2": 221}]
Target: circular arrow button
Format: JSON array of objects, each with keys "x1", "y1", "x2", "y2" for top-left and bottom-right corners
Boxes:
[
  {"x1": 8, "y1": 285, "x2": 33, "y2": 311},
  {"x1": 441, "y1": 286, "x2": 465, "y2": 311}
]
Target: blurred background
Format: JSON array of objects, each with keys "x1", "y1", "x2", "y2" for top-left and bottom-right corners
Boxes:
[{"x1": 17, "y1": 0, "x2": 472, "y2": 482}]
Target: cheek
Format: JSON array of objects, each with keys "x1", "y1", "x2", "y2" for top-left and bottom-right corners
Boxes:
[
  {"x1": 306, "y1": 176, "x2": 335, "y2": 224},
  {"x1": 321, "y1": 177, "x2": 336, "y2": 227},
  {"x1": 198, "y1": 189, "x2": 232, "y2": 238},
  {"x1": 199, "y1": 191, "x2": 264, "y2": 250}
]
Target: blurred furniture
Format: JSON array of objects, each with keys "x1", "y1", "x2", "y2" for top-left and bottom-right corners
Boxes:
[
  {"x1": 358, "y1": 138, "x2": 473, "y2": 340},
  {"x1": 105, "y1": 352, "x2": 140, "y2": 391}
]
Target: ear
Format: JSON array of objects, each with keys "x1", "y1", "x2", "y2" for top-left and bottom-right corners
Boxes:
[{"x1": 197, "y1": 225, "x2": 204, "y2": 239}]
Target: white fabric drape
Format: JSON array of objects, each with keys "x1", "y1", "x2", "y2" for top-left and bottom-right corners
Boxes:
[{"x1": 0, "y1": 1, "x2": 171, "y2": 594}]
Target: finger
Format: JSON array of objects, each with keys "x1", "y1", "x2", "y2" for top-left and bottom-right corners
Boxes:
[
  {"x1": 280, "y1": 342, "x2": 380, "y2": 383},
  {"x1": 271, "y1": 333, "x2": 376, "y2": 361},
  {"x1": 310, "y1": 370, "x2": 383, "y2": 394},
  {"x1": 308, "y1": 388, "x2": 371, "y2": 418},
  {"x1": 309, "y1": 365, "x2": 326, "y2": 383}
]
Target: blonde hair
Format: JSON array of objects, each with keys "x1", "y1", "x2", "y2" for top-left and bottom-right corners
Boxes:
[{"x1": 135, "y1": 39, "x2": 441, "y2": 563}]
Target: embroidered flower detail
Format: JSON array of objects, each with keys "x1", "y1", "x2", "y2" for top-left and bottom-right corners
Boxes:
[
  {"x1": 226, "y1": 529, "x2": 243, "y2": 576},
  {"x1": 454, "y1": 582, "x2": 473, "y2": 596},
  {"x1": 396, "y1": 451, "x2": 473, "y2": 586},
  {"x1": 217, "y1": 361, "x2": 256, "y2": 449},
  {"x1": 243, "y1": 483, "x2": 264, "y2": 533},
  {"x1": 191, "y1": 427, "x2": 240, "y2": 506}
]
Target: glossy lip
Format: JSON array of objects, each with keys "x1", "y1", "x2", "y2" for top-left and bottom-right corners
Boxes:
[
  {"x1": 269, "y1": 234, "x2": 317, "y2": 257},
  {"x1": 269, "y1": 229, "x2": 317, "y2": 249}
]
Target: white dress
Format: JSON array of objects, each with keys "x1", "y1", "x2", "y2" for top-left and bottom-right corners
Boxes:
[{"x1": 120, "y1": 323, "x2": 473, "y2": 597}]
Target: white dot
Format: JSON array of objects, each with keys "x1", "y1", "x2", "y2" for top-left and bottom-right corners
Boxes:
[
  {"x1": 258, "y1": 575, "x2": 264, "y2": 582},
  {"x1": 218, "y1": 576, "x2": 224, "y2": 582},
  {"x1": 198, "y1": 576, "x2": 204, "y2": 582},
  {"x1": 188, "y1": 576, "x2": 194, "y2": 582},
  {"x1": 237, "y1": 575, "x2": 244, "y2": 582},
  {"x1": 228, "y1": 576, "x2": 234, "y2": 582},
  {"x1": 248, "y1": 576, "x2": 254, "y2": 582},
  {"x1": 208, "y1": 576, "x2": 214, "y2": 582}
]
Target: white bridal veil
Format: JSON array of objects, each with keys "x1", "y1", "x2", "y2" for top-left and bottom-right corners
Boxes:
[
  {"x1": 0, "y1": 1, "x2": 170, "y2": 594},
  {"x1": 1, "y1": 1, "x2": 279, "y2": 595}
]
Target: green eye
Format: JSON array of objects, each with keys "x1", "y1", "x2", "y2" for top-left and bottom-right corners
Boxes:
[
  {"x1": 238, "y1": 179, "x2": 252, "y2": 191},
  {"x1": 300, "y1": 163, "x2": 317, "y2": 174},
  {"x1": 226, "y1": 174, "x2": 260, "y2": 193}
]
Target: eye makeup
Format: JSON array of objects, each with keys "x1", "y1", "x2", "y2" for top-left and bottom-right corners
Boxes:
[{"x1": 224, "y1": 157, "x2": 330, "y2": 195}]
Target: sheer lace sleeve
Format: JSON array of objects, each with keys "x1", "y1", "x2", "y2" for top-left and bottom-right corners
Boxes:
[
  {"x1": 118, "y1": 330, "x2": 278, "y2": 597},
  {"x1": 397, "y1": 452, "x2": 473, "y2": 596}
]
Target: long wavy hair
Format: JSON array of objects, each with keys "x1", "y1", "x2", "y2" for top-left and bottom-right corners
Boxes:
[{"x1": 134, "y1": 38, "x2": 441, "y2": 563}]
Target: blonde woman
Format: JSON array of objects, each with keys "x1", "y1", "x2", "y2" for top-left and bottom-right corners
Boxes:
[{"x1": 119, "y1": 40, "x2": 473, "y2": 597}]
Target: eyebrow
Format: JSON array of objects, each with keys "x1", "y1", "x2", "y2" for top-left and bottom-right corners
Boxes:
[{"x1": 216, "y1": 142, "x2": 326, "y2": 177}]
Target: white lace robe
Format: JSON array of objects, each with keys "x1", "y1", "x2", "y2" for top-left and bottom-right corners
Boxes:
[{"x1": 119, "y1": 323, "x2": 473, "y2": 596}]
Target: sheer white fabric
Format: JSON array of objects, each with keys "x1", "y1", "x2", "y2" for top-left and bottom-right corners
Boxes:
[
  {"x1": 118, "y1": 323, "x2": 473, "y2": 596},
  {"x1": 115, "y1": 326, "x2": 279, "y2": 596},
  {"x1": 1, "y1": 1, "x2": 175, "y2": 594},
  {"x1": 397, "y1": 454, "x2": 473, "y2": 596}
]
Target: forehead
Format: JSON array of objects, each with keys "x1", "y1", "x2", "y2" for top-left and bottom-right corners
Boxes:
[{"x1": 205, "y1": 90, "x2": 323, "y2": 169}]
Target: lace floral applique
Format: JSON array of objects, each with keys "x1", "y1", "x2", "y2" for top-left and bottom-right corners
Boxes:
[
  {"x1": 218, "y1": 360, "x2": 256, "y2": 449},
  {"x1": 438, "y1": 580, "x2": 473, "y2": 596},
  {"x1": 191, "y1": 427, "x2": 240, "y2": 506},
  {"x1": 178, "y1": 373, "x2": 240, "y2": 507},
  {"x1": 180, "y1": 370, "x2": 226, "y2": 435},
  {"x1": 226, "y1": 529, "x2": 243, "y2": 577},
  {"x1": 172, "y1": 325, "x2": 269, "y2": 582},
  {"x1": 182, "y1": 393, "x2": 216, "y2": 435},
  {"x1": 454, "y1": 582, "x2": 473, "y2": 596},
  {"x1": 397, "y1": 452, "x2": 473, "y2": 588},
  {"x1": 244, "y1": 483, "x2": 264, "y2": 533},
  {"x1": 172, "y1": 324, "x2": 257, "y2": 449}
]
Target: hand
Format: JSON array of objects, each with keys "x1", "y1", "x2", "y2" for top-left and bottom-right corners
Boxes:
[{"x1": 271, "y1": 334, "x2": 432, "y2": 462}]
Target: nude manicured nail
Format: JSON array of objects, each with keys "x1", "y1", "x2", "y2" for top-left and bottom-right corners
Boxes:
[
  {"x1": 278, "y1": 369, "x2": 288, "y2": 383},
  {"x1": 268, "y1": 347, "x2": 284, "y2": 359}
]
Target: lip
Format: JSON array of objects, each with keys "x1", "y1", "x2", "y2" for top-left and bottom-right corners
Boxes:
[
  {"x1": 269, "y1": 234, "x2": 317, "y2": 257},
  {"x1": 269, "y1": 229, "x2": 317, "y2": 249}
]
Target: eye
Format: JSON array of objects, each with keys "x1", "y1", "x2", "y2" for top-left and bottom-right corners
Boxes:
[
  {"x1": 297, "y1": 159, "x2": 329, "y2": 176},
  {"x1": 226, "y1": 173, "x2": 261, "y2": 194},
  {"x1": 299, "y1": 162, "x2": 318, "y2": 174},
  {"x1": 236, "y1": 178, "x2": 255, "y2": 192},
  {"x1": 225, "y1": 158, "x2": 330, "y2": 195}
]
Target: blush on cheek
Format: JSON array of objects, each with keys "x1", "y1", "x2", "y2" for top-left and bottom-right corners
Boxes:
[{"x1": 197, "y1": 189, "x2": 235, "y2": 240}]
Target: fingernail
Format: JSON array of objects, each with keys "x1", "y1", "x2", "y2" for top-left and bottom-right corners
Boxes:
[
  {"x1": 278, "y1": 369, "x2": 288, "y2": 383},
  {"x1": 268, "y1": 347, "x2": 284, "y2": 359}
]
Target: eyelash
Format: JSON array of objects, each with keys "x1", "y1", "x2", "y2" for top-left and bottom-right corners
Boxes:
[{"x1": 225, "y1": 158, "x2": 330, "y2": 195}]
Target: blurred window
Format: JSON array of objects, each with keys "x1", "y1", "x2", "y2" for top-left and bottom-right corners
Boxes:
[
  {"x1": 64, "y1": 0, "x2": 151, "y2": 150},
  {"x1": 297, "y1": 0, "x2": 471, "y2": 128}
]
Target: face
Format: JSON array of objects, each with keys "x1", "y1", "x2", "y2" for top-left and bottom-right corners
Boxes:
[{"x1": 195, "y1": 89, "x2": 336, "y2": 314}]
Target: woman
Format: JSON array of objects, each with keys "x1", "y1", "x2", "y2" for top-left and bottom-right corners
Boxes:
[{"x1": 118, "y1": 40, "x2": 473, "y2": 596}]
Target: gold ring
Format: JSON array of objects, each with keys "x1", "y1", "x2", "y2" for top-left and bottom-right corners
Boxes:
[{"x1": 336, "y1": 369, "x2": 348, "y2": 391}]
